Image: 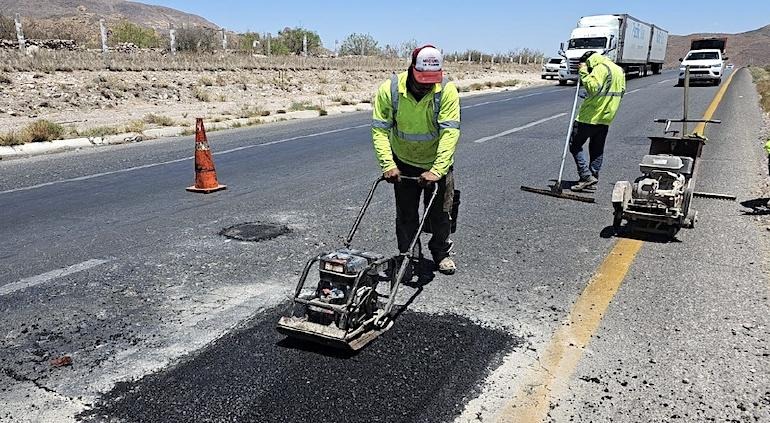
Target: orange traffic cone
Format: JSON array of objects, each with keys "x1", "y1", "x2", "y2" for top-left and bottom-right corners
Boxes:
[{"x1": 186, "y1": 118, "x2": 227, "y2": 194}]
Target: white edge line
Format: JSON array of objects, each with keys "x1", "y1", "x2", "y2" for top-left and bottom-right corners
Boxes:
[
  {"x1": 473, "y1": 113, "x2": 568, "y2": 144},
  {"x1": 0, "y1": 258, "x2": 111, "y2": 296},
  {"x1": 627, "y1": 88, "x2": 642, "y2": 94}
]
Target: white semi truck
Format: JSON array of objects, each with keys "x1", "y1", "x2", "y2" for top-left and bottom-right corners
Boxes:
[{"x1": 558, "y1": 14, "x2": 668, "y2": 85}]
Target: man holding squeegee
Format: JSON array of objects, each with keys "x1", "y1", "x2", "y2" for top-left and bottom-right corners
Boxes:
[{"x1": 569, "y1": 50, "x2": 626, "y2": 192}]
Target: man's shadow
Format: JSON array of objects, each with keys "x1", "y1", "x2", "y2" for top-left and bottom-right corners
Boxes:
[{"x1": 740, "y1": 198, "x2": 770, "y2": 216}]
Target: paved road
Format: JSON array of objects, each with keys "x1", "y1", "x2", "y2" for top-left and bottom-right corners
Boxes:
[{"x1": 0, "y1": 69, "x2": 767, "y2": 422}]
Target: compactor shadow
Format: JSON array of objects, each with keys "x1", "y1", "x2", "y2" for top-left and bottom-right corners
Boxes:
[
  {"x1": 740, "y1": 198, "x2": 770, "y2": 216},
  {"x1": 600, "y1": 225, "x2": 682, "y2": 243},
  {"x1": 81, "y1": 304, "x2": 517, "y2": 423}
]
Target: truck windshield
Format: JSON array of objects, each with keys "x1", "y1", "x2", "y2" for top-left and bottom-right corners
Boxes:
[
  {"x1": 685, "y1": 52, "x2": 719, "y2": 60},
  {"x1": 568, "y1": 37, "x2": 606, "y2": 49}
]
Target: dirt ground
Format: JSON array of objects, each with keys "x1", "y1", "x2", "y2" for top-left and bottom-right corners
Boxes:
[{"x1": 0, "y1": 65, "x2": 551, "y2": 137}]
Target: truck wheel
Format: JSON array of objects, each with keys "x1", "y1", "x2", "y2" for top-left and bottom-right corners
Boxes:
[
  {"x1": 676, "y1": 79, "x2": 684, "y2": 87},
  {"x1": 558, "y1": 79, "x2": 566, "y2": 86},
  {"x1": 714, "y1": 78, "x2": 721, "y2": 86},
  {"x1": 541, "y1": 75, "x2": 546, "y2": 79}
]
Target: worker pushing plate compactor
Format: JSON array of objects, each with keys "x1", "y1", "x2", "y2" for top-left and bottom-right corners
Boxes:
[{"x1": 277, "y1": 176, "x2": 440, "y2": 350}]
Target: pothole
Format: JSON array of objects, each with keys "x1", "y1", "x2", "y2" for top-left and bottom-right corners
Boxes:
[{"x1": 219, "y1": 222, "x2": 290, "y2": 242}]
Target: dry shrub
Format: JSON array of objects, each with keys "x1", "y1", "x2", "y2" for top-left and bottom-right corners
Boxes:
[
  {"x1": 192, "y1": 87, "x2": 210, "y2": 102},
  {"x1": 143, "y1": 114, "x2": 175, "y2": 127},
  {"x1": 0, "y1": 73, "x2": 11, "y2": 84},
  {"x1": 758, "y1": 80, "x2": 770, "y2": 112},
  {"x1": 23, "y1": 120, "x2": 64, "y2": 142},
  {"x1": 0, "y1": 131, "x2": 23, "y2": 146},
  {"x1": 80, "y1": 126, "x2": 120, "y2": 138},
  {"x1": 124, "y1": 120, "x2": 146, "y2": 133}
]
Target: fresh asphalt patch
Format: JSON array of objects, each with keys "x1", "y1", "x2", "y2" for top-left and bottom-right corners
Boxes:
[{"x1": 80, "y1": 305, "x2": 518, "y2": 423}]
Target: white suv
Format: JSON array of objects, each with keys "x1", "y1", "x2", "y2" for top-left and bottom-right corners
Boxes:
[
  {"x1": 541, "y1": 58, "x2": 564, "y2": 80},
  {"x1": 678, "y1": 49, "x2": 724, "y2": 86}
]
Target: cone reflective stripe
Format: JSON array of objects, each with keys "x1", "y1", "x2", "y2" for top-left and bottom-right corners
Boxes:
[{"x1": 186, "y1": 118, "x2": 226, "y2": 193}]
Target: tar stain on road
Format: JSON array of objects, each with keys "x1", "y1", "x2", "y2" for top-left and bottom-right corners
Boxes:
[
  {"x1": 81, "y1": 306, "x2": 517, "y2": 423},
  {"x1": 219, "y1": 222, "x2": 291, "y2": 242}
]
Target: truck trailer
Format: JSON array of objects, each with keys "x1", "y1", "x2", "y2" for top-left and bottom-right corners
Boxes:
[{"x1": 559, "y1": 14, "x2": 668, "y2": 84}]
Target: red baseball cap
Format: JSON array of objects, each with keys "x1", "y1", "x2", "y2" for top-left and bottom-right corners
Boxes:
[{"x1": 411, "y1": 45, "x2": 443, "y2": 84}]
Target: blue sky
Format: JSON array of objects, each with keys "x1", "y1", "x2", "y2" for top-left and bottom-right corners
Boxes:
[{"x1": 141, "y1": 1, "x2": 768, "y2": 55}]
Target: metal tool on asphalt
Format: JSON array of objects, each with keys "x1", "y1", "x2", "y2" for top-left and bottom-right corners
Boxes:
[
  {"x1": 520, "y1": 77, "x2": 595, "y2": 203},
  {"x1": 611, "y1": 66, "x2": 729, "y2": 238},
  {"x1": 277, "y1": 175, "x2": 438, "y2": 351}
]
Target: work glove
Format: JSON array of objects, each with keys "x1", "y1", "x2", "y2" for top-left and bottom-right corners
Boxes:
[{"x1": 384, "y1": 168, "x2": 401, "y2": 183}]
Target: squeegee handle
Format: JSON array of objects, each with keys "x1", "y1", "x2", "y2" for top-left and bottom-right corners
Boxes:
[{"x1": 556, "y1": 78, "x2": 581, "y2": 187}]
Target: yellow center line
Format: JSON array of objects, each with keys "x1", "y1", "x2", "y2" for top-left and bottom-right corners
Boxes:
[
  {"x1": 693, "y1": 70, "x2": 738, "y2": 136},
  {"x1": 496, "y1": 239, "x2": 643, "y2": 422},
  {"x1": 495, "y1": 69, "x2": 741, "y2": 423}
]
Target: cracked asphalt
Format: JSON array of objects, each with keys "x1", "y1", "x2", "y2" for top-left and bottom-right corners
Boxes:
[{"x1": 1, "y1": 69, "x2": 768, "y2": 423}]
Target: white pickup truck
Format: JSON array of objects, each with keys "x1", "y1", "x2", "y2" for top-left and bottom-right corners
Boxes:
[
  {"x1": 678, "y1": 49, "x2": 725, "y2": 86},
  {"x1": 541, "y1": 58, "x2": 564, "y2": 80}
]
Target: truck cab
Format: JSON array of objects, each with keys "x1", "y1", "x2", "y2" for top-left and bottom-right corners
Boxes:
[
  {"x1": 558, "y1": 14, "x2": 666, "y2": 85},
  {"x1": 559, "y1": 16, "x2": 618, "y2": 85},
  {"x1": 678, "y1": 49, "x2": 725, "y2": 86}
]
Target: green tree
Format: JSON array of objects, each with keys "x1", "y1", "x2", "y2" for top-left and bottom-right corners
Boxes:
[
  {"x1": 277, "y1": 27, "x2": 321, "y2": 55},
  {"x1": 239, "y1": 31, "x2": 260, "y2": 52},
  {"x1": 339, "y1": 33, "x2": 380, "y2": 56},
  {"x1": 112, "y1": 21, "x2": 161, "y2": 48}
]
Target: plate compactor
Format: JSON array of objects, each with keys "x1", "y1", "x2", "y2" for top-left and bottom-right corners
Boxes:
[{"x1": 277, "y1": 176, "x2": 438, "y2": 351}]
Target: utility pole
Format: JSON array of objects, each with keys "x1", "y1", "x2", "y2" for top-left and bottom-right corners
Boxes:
[
  {"x1": 14, "y1": 13, "x2": 25, "y2": 52},
  {"x1": 302, "y1": 34, "x2": 307, "y2": 57},
  {"x1": 99, "y1": 19, "x2": 108, "y2": 55},
  {"x1": 169, "y1": 28, "x2": 177, "y2": 55},
  {"x1": 267, "y1": 33, "x2": 271, "y2": 57},
  {"x1": 221, "y1": 29, "x2": 227, "y2": 51}
]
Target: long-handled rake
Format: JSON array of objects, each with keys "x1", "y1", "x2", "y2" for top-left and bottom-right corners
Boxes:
[{"x1": 520, "y1": 77, "x2": 595, "y2": 203}]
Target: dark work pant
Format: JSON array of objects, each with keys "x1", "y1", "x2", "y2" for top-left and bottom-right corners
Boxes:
[
  {"x1": 569, "y1": 121, "x2": 609, "y2": 179},
  {"x1": 393, "y1": 156, "x2": 454, "y2": 262}
]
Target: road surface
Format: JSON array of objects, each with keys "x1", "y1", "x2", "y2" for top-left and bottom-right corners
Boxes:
[{"x1": 1, "y1": 69, "x2": 768, "y2": 423}]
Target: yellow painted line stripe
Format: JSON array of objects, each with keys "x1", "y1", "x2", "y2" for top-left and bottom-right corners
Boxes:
[
  {"x1": 693, "y1": 69, "x2": 738, "y2": 136},
  {"x1": 496, "y1": 239, "x2": 643, "y2": 422},
  {"x1": 495, "y1": 68, "x2": 740, "y2": 423}
]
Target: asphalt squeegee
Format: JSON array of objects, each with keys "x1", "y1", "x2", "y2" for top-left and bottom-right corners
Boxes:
[{"x1": 520, "y1": 77, "x2": 595, "y2": 203}]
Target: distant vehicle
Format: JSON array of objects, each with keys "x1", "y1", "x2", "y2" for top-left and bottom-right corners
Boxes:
[
  {"x1": 691, "y1": 37, "x2": 727, "y2": 54},
  {"x1": 558, "y1": 14, "x2": 668, "y2": 85},
  {"x1": 678, "y1": 49, "x2": 725, "y2": 86},
  {"x1": 541, "y1": 57, "x2": 564, "y2": 80},
  {"x1": 726, "y1": 63, "x2": 734, "y2": 70}
]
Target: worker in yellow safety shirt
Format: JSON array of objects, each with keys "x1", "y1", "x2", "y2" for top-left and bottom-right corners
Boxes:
[
  {"x1": 371, "y1": 45, "x2": 460, "y2": 275},
  {"x1": 569, "y1": 51, "x2": 626, "y2": 192}
]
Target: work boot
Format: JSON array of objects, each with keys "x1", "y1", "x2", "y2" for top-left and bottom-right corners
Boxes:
[
  {"x1": 437, "y1": 257, "x2": 456, "y2": 275},
  {"x1": 570, "y1": 175, "x2": 598, "y2": 192}
]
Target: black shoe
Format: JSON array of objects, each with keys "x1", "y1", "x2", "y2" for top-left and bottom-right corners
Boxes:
[{"x1": 571, "y1": 175, "x2": 598, "y2": 192}]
